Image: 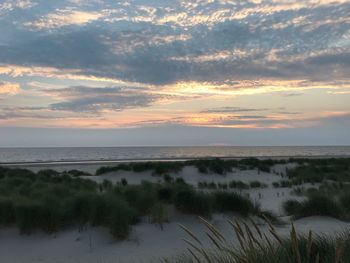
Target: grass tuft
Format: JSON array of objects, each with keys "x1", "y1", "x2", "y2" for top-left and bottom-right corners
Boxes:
[{"x1": 167, "y1": 217, "x2": 350, "y2": 263}]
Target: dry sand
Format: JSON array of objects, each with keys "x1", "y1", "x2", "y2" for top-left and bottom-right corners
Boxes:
[{"x1": 1, "y1": 214, "x2": 349, "y2": 263}]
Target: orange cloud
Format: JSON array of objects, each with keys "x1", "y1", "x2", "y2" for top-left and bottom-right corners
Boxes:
[
  {"x1": 0, "y1": 81, "x2": 21, "y2": 96},
  {"x1": 162, "y1": 79, "x2": 350, "y2": 98}
]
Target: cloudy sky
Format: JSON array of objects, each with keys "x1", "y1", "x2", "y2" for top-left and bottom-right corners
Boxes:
[{"x1": 0, "y1": 0, "x2": 350, "y2": 146}]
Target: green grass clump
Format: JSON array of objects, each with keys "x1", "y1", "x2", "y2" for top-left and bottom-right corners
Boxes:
[
  {"x1": 249, "y1": 181, "x2": 267, "y2": 188},
  {"x1": 0, "y1": 167, "x2": 133, "y2": 237},
  {"x1": 279, "y1": 180, "x2": 293, "y2": 188},
  {"x1": 217, "y1": 182, "x2": 228, "y2": 190},
  {"x1": 0, "y1": 198, "x2": 14, "y2": 225},
  {"x1": 89, "y1": 194, "x2": 114, "y2": 226},
  {"x1": 283, "y1": 199, "x2": 302, "y2": 216},
  {"x1": 157, "y1": 187, "x2": 174, "y2": 202},
  {"x1": 14, "y1": 200, "x2": 43, "y2": 234},
  {"x1": 190, "y1": 158, "x2": 285, "y2": 175},
  {"x1": 96, "y1": 161, "x2": 184, "y2": 176},
  {"x1": 285, "y1": 181, "x2": 350, "y2": 220},
  {"x1": 197, "y1": 181, "x2": 218, "y2": 189},
  {"x1": 95, "y1": 164, "x2": 132, "y2": 175},
  {"x1": 298, "y1": 195, "x2": 342, "y2": 218},
  {"x1": 122, "y1": 182, "x2": 157, "y2": 214},
  {"x1": 108, "y1": 199, "x2": 137, "y2": 239},
  {"x1": 175, "y1": 189, "x2": 213, "y2": 217},
  {"x1": 239, "y1": 157, "x2": 273, "y2": 172},
  {"x1": 229, "y1": 180, "x2": 250, "y2": 189},
  {"x1": 65, "y1": 192, "x2": 95, "y2": 226},
  {"x1": 287, "y1": 158, "x2": 350, "y2": 184},
  {"x1": 150, "y1": 202, "x2": 168, "y2": 229},
  {"x1": 283, "y1": 195, "x2": 342, "y2": 219},
  {"x1": 192, "y1": 158, "x2": 233, "y2": 175},
  {"x1": 272, "y1": 181, "x2": 280, "y2": 188},
  {"x1": 14, "y1": 199, "x2": 61, "y2": 235},
  {"x1": 213, "y1": 192, "x2": 254, "y2": 216},
  {"x1": 339, "y1": 192, "x2": 350, "y2": 214}
]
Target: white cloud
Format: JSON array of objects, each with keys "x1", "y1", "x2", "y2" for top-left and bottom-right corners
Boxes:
[
  {"x1": 0, "y1": 0, "x2": 35, "y2": 11},
  {"x1": 25, "y1": 9, "x2": 104, "y2": 29},
  {"x1": 0, "y1": 64, "x2": 149, "y2": 88}
]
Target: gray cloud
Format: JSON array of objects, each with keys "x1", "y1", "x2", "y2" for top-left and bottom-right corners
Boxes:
[
  {"x1": 0, "y1": 108, "x2": 59, "y2": 120},
  {"x1": 0, "y1": 85, "x2": 164, "y2": 119},
  {"x1": 0, "y1": 1, "x2": 349, "y2": 85},
  {"x1": 47, "y1": 86, "x2": 166, "y2": 113},
  {"x1": 308, "y1": 52, "x2": 350, "y2": 67},
  {"x1": 233, "y1": 115, "x2": 268, "y2": 120}
]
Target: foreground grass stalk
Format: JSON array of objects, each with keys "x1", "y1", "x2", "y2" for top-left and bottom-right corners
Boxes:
[{"x1": 172, "y1": 217, "x2": 350, "y2": 263}]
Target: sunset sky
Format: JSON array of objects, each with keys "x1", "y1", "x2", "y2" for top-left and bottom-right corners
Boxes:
[{"x1": 0, "y1": 0, "x2": 350, "y2": 146}]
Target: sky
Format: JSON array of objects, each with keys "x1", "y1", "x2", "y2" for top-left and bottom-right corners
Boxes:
[{"x1": 0, "y1": 0, "x2": 350, "y2": 147}]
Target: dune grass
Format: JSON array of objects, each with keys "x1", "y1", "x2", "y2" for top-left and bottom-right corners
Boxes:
[
  {"x1": 229, "y1": 180, "x2": 250, "y2": 190},
  {"x1": 283, "y1": 175, "x2": 350, "y2": 220},
  {"x1": 94, "y1": 157, "x2": 288, "y2": 176},
  {"x1": 249, "y1": 181, "x2": 268, "y2": 188},
  {"x1": 198, "y1": 180, "x2": 253, "y2": 190},
  {"x1": 213, "y1": 192, "x2": 255, "y2": 216},
  {"x1": 283, "y1": 199, "x2": 302, "y2": 216},
  {"x1": 165, "y1": 217, "x2": 350, "y2": 263},
  {"x1": 0, "y1": 166, "x2": 271, "y2": 240},
  {"x1": 95, "y1": 162, "x2": 184, "y2": 176},
  {"x1": 295, "y1": 195, "x2": 342, "y2": 219},
  {"x1": 286, "y1": 158, "x2": 350, "y2": 184},
  {"x1": 175, "y1": 189, "x2": 213, "y2": 217},
  {"x1": 283, "y1": 194, "x2": 344, "y2": 220}
]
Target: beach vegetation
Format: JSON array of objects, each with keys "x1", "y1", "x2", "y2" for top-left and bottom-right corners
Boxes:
[
  {"x1": 283, "y1": 195, "x2": 342, "y2": 219},
  {"x1": 0, "y1": 198, "x2": 14, "y2": 225},
  {"x1": 249, "y1": 181, "x2": 267, "y2": 188},
  {"x1": 0, "y1": 166, "x2": 279, "y2": 240},
  {"x1": 121, "y1": 178, "x2": 128, "y2": 186},
  {"x1": 108, "y1": 199, "x2": 137, "y2": 239},
  {"x1": 94, "y1": 157, "x2": 291, "y2": 176},
  {"x1": 150, "y1": 202, "x2": 168, "y2": 229},
  {"x1": 272, "y1": 181, "x2": 280, "y2": 188},
  {"x1": 167, "y1": 217, "x2": 350, "y2": 263},
  {"x1": 282, "y1": 199, "x2": 302, "y2": 216},
  {"x1": 213, "y1": 192, "x2": 254, "y2": 216},
  {"x1": 175, "y1": 189, "x2": 213, "y2": 217},
  {"x1": 228, "y1": 180, "x2": 249, "y2": 189}
]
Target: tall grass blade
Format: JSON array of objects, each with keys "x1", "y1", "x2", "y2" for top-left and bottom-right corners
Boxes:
[
  {"x1": 199, "y1": 217, "x2": 226, "y2": 242},
  {"x1": 306, "y1": 230, "x2": 313, "y2": 263},
  {"x1": 179, "y1": 223, "x2": 203, "y2": 246}
]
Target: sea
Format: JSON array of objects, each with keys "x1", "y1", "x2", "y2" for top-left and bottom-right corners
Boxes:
[{"x1": 0, "y1": 146, "x2": 350, "y2": 164}]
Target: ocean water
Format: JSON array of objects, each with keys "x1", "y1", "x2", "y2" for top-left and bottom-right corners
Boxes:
[{"x1": 0, "y1": 146, "x2": 350, "y2": 164}]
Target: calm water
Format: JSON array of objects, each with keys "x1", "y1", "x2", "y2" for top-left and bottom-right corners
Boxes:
[{"x1": 0, "y1": 146, "x2": 350, "y2": 164}]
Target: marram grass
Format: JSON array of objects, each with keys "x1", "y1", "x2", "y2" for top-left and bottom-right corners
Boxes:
[{"x1": 164, "y1": 216, "x2": 350, "y2": 263}]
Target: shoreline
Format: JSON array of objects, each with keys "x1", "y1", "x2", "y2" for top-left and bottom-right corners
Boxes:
[{"x1": 2, "y1": 154, "x2": 350, "y2": 167}]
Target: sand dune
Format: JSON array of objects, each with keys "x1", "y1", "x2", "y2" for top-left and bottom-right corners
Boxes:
[{"x1": 0, "y1": 163, "x2": 347, "y2": 263}]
